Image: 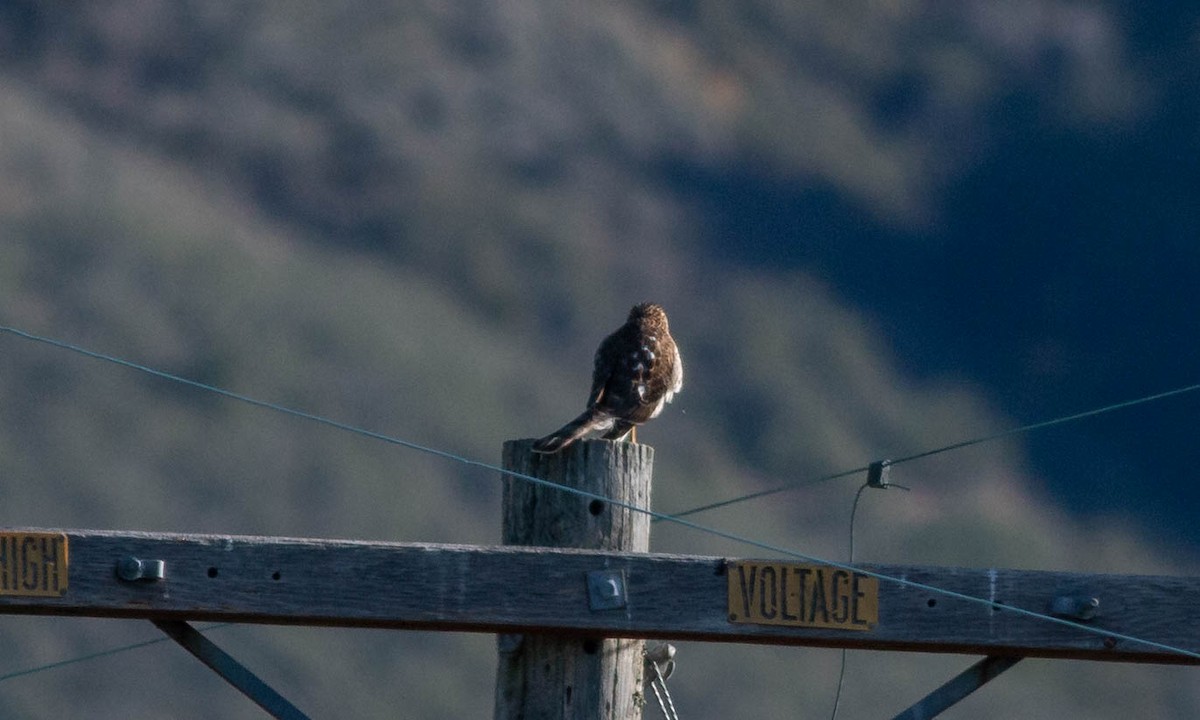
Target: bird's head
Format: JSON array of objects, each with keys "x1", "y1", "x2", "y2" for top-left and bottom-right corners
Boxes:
[{"x1": 629, "y1": 302, "x2": 668, "y2": 327}]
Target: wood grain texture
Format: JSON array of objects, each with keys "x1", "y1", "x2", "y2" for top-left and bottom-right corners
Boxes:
[
  {"x1": 0, "y1": 527, "x2": 1196, "y2": 664},
  {"x1": 495, "y1": 439, "x2": 653, "y2": 720}
]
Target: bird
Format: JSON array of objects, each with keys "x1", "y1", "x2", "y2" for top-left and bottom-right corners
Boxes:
[{"x1": 533, "y1": 302, "x2": 683, "y2": 453}]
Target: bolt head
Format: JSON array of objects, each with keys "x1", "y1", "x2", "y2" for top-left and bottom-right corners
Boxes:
[{"x1": 116, "y1": 556, "x2": 143, "y2": 581}]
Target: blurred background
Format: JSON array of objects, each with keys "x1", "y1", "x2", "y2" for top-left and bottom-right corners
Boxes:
[{"x1": 1, "y1": 1, "x2": 1199, "y2": 717}]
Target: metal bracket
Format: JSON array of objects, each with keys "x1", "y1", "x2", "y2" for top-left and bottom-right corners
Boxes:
[
  {"x1": 587, "y1": 570, "x2": 628, "y2": 611},
  {"x1": 891, "y1": 655, "x2": 1023, "y2": 720},
  {"x1": 116, "y1": 556, "x2": 166, "y2": 582},
  {"x1": 153, "y1": 620, "x2": 311, "y2": 720},
  {"x1": 867, "y1": 460, "x2": 892, "y2": 488},
  {"x1": 644, "y1": 640, "x2": 676, "y2": 680}
]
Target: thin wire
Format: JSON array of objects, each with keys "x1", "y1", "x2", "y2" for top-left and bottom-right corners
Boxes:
[
  {"x1": 847, "y1": 484, "x2": 870, "y2": 562},
  {"x1": 665, "y1": 467, "x2": 869, "y2": 521},
  {"x1": 669, "y1": 381, "x2": 1200, "y2": 520},
  {"x1": 647, "y1": 672, "x2": 671, "y2": 719},
  {"x1": 0, "y1": 326, "x2": 478, "y2": 466},
  {"x1": 829, "y1": 483, "x2": 869, "y2": 720},
  {"x1": 647, "y1": 657, "x2": 680, "y2": 720},
  {"x1": 829, "y1": 481, "x2": 911, "y2": 720},
  {"x1": 0, "y1": 622, "x2": 235, "y2": 683},
  {"x1": 3, "y1": 326, "x2": 1199, "y2": 662}
]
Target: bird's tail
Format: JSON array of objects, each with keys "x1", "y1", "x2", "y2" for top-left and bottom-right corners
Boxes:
[{"x1": 532, "y1": 408, "x2": 612, "y2": 453}]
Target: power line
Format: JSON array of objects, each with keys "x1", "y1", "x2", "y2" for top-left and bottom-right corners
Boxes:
[
  {"x1": 0, "y1": 326, "x2": 472, "y2": 465},
  {"x1": 668, "y1": 381, "x2": 1200, "y2": 520},
  {"x1": 665, "y1": 466, "x2": 870, "y2": 520},
  {"x1": 0, "y1": 623, "x2": 234, "y2": 683},
  {"x1": 2, "y1": 325, "x2": 1198, "y2": 663}
]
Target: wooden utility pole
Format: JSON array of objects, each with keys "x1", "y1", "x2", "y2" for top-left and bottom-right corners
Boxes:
[{"x1": 494, "y1": 438, "x2": 653, "y2": 720}]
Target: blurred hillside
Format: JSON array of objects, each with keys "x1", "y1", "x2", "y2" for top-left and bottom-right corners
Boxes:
[{"x1": 1, "y1": 1, "x2": 1198, "y2": 718}]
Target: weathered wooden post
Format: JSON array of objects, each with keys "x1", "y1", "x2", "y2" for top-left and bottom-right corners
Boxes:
[{"x1": 494, "y1": 438, "x2": 653, "y2": 720}]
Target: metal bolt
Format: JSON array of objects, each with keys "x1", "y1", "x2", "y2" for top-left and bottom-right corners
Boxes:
[
  {"x1": 1049, "y1": 595, "x2": 1099, "y2": 620},
  {"x1": 116, "y1": 556, "x2": 166, "y2": 582},
  {"x1": 586, "y1": 570, "x2": 628, "y2": 610}
]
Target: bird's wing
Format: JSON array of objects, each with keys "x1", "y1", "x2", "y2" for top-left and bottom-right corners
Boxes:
[
  {"x1": 586, "y1": 333, "x2": 619, "y2": 408},
  {"x1": 593, "y1": 329, "x2": 662, "y2": 418}
]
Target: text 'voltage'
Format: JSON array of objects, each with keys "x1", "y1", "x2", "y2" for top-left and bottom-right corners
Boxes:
[{"x1": 727, "y1": 561, "x2": 878, "y2": 630}]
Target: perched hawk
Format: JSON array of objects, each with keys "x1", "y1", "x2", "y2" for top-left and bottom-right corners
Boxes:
[{"x1": 533, "y1": 302, "x2": 683, "y2": 453}]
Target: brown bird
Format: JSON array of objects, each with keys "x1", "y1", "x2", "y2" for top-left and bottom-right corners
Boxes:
[{"x1": 533, "y1": 302, "x2": 683, "y2": 453}]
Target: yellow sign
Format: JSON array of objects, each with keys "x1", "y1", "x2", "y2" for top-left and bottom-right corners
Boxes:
[
  {"x1": 0, "y1": 533, "x2": 69, "y2": 597},
  {"x1": 727, "y1": 561, "x2": 877, "y2": 630}
]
